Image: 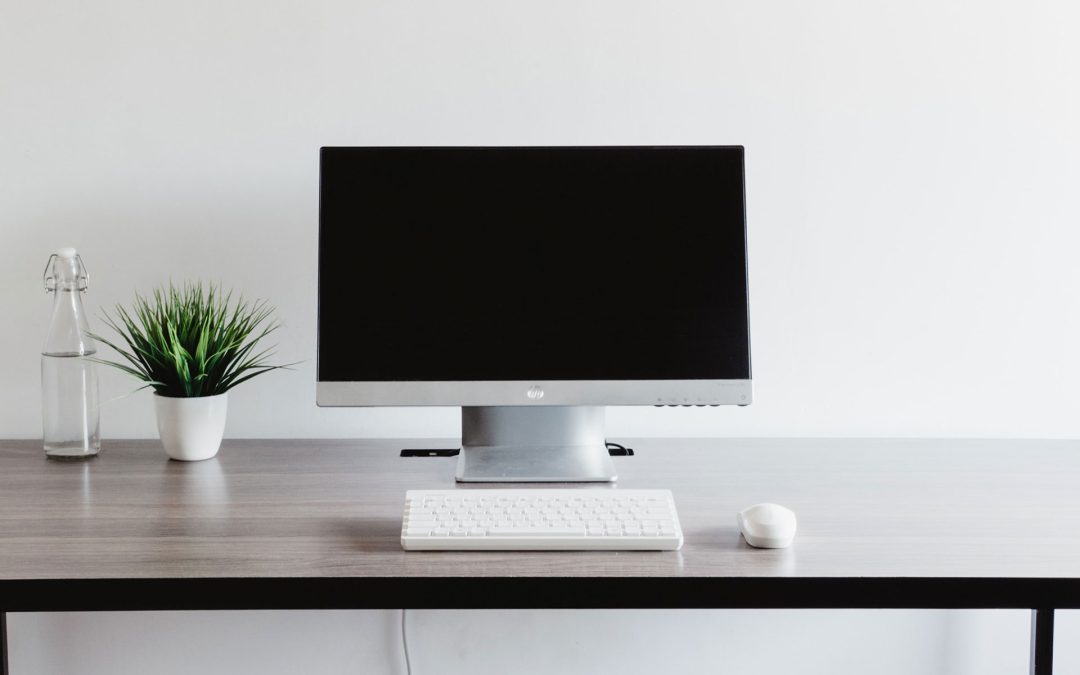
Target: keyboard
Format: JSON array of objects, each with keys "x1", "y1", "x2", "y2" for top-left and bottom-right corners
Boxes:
[{"x1": 400, "y1": 489, "x2": 684, "y2": 551}]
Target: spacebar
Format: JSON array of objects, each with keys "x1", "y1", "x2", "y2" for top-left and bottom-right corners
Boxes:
[{"x1": 487, "y1": 528, "x2": 586, "y2": 537}]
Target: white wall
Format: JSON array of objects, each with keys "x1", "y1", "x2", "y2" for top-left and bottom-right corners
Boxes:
[
  {"x1": 3, "y1": 0, "x2": 1078, "y2": 673},
  {"x1": 7, "y1": 610, "x2": 1036, "y2": 675},
  {"x1": 3, "y1": 0, "x2": 1079, "y2": 440}
]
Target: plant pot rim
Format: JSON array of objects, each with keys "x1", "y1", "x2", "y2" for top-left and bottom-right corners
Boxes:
[{"x1": 153, "y1": 392, "x2": 228, "y2": 400}]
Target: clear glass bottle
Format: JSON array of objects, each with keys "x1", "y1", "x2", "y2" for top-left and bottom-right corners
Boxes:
[{"x1": 41, "y1": 247, "x2": 100, "y2": 459}]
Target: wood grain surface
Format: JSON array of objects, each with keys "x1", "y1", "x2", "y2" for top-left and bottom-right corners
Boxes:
[{"x1": 1, "y1": 438, "x2": 1079, "y2": 581}]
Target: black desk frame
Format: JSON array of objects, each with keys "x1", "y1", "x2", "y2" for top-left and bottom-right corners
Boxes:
[{"x1": 0, "y1": 577, "x2": 1070, "y2": 675}]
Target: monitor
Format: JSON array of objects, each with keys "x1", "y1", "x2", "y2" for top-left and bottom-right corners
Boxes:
[{"x1": 318, "y1": 146, "x2": 751, "y2": 482}]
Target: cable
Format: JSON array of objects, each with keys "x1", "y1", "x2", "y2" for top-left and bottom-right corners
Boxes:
[{"x1": 401, "y1": 609, "x2": 413, "y2": 675}]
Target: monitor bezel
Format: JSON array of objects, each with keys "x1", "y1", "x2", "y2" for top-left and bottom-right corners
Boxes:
[
  {"x1": 316, "y1": 379, "x2": 752, "y2": 407},
  {"x1": 316, "y1": 145, "x2": 752, "y2": 408}
]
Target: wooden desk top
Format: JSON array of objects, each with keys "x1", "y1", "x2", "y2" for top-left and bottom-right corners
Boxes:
[{"x1": 2, "y1": 438, "x2": 1080, "y2": 610}]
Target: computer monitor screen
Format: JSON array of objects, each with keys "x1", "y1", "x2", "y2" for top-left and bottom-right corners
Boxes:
[{"x1": 318, "y1": 146, "x2": 749, "y2": 387}]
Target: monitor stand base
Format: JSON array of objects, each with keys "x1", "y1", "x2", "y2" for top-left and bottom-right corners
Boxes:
[{"x1": 456, "y1": 406, "x2": 616, "y2": 483}]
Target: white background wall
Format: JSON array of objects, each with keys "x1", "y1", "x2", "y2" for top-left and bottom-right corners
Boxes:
[{"x1": 3, "y1": 0, "x2": 1079, "y2": 673}]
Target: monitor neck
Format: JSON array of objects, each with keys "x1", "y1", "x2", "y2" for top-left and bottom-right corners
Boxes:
[{"x1": 457, "y1": 406, "x2": 615, "y2": 483}]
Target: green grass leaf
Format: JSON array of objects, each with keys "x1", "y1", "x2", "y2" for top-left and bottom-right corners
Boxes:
[{"x1": 92, "y1": 282, "x2": 291, "y2": 398}]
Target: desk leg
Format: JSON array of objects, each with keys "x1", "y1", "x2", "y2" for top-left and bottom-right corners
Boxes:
[
  {"x1": 1031, "y1": 608, "x2": 1054, "y2": 675},
  {"x1": 1, "y1": 611, "x2": 7, "y2": 675}
]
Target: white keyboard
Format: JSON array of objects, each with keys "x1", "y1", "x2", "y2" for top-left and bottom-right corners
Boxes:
[{"x1": 401, "y1": 489, "x2": 684, "y2": 551}]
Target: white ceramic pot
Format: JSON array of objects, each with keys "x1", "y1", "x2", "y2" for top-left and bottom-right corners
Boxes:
[{"x1": 153, "y1": 392, "x2": 228, "y2": 461}]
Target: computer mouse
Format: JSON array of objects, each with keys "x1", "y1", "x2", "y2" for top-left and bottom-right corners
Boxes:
[{"x1": 737, "y1": 503, "x2": 797, "y2": 549}]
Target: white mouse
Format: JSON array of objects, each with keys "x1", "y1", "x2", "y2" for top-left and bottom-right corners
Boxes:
[{"x1": 737, "y1": 503, "x2": 797, "y2": 549}]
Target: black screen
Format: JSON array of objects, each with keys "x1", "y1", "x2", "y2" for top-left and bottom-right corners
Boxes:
[{"x1": 318, "y1": 146, "x2": 750, "y2": 382}]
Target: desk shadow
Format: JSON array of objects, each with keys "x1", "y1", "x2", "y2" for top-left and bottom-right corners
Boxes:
[
  {"x1": 695, "y1": 526, "x2": 799, "y2": 575},
  {"x1": 694, "y1": 525, "x2": 745, "y2": 550},
  {"x1": 323, "y1": 516, "x2": 407, "y2": 554}
]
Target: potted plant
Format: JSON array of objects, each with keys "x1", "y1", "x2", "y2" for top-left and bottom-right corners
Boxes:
[{"x1": 92, "y1": 283, "x2": 288, "y2": 461}]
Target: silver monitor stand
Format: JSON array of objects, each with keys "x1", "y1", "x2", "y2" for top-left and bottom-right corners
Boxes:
[{"x1": 456, "y1": 406, "x2": 617, "y2": 483}]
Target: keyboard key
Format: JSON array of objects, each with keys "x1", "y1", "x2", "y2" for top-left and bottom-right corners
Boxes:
[{"x1": 488, "y1": 528, "x2": 586, "y2": 537}]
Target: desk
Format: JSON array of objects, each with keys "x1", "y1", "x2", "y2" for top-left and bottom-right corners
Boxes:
[{"x1": 2, "y1": 438, "x2": 1079, "y2": 674}]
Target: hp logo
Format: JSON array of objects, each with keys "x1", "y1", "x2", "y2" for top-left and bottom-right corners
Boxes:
[{"x1": 526, "y1": 386, "x2": 545, "y2": 400}]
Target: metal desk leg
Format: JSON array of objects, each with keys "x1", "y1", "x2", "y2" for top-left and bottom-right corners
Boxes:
[
  {"x1": 1, "y1": 611, "x2": 8, "y2": 675},
  {"x1": 1031, "y1": 608, "x2": 1054, "y2": 675}
]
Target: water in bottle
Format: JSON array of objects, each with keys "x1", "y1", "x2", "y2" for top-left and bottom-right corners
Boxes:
[{"x1": 41, "y1": 248, "x2": 101, "y2": 459}]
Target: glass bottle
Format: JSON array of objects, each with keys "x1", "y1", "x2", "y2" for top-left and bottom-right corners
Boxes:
[{"x1": 41, "y1": 247, "x2": 101, "y2": 459}]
